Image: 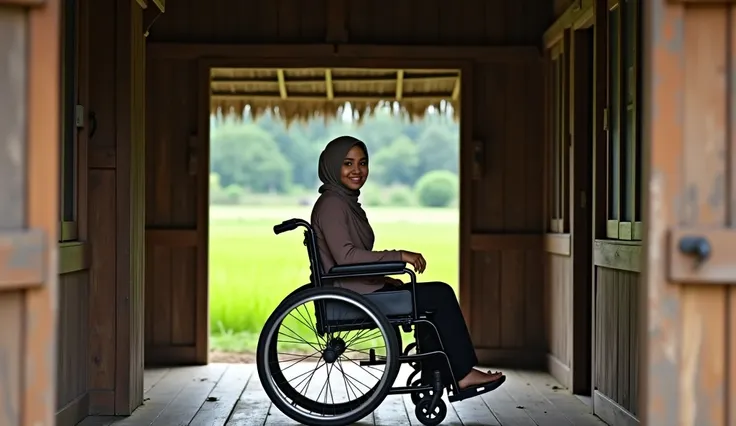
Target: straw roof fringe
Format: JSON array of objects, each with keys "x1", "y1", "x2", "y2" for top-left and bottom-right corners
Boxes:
[{"x1": 209, "y1": 67, "x2": 461, "y2": 125}]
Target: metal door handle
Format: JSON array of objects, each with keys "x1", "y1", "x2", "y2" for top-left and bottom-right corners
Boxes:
[{"x1": 678, "y1": 236, "x2": 711, "y2": 262}]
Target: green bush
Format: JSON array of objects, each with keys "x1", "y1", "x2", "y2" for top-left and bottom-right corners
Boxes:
[
  {"x1": 414, "y1": 171, "x2": 459, "y2": 207},
  {"x1": 387, "y1": 185, "x2": 415, "y2": 207},
  {"x1": 360, "y1": 181, "x2": 385, "y2": 206}
]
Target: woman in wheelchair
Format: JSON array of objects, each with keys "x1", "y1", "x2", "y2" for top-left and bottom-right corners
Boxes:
[{"x1": 256, "y1": 136, "x2": 506, "y2": 426}]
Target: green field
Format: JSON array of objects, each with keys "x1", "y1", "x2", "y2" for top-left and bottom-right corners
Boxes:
[{"x1": 208, "y1": 205, "x2": 460, "y2": 353}]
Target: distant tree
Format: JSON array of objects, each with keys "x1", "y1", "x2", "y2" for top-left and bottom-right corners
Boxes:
[
  {"x1": 370, "y1": 135, "x2": 420, "y2": 186},
  {"x1": 210, "y1": 123, "x2": 292, "y2": 193},
  {"x1": 255, "y1": 113, "x2": 319, "y2": 188},
  {"x1": 415, "y1": 124, "x2": 459, "y2": 176}
]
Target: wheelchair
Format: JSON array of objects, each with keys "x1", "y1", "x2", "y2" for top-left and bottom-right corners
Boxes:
[{"x1": 256, "y1": 218, "x2": 506, "y2": 426}]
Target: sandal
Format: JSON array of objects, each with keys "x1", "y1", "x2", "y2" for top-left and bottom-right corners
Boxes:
[{"x1": 449, "y1": 374, "x2": 506, "y2": 402}]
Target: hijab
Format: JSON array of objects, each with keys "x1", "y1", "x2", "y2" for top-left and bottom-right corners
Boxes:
[{"x1": 317, "y1": 135, "x2": 375, "y2": 247}]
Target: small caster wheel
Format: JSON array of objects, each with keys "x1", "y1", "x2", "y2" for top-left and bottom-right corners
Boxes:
[
  {"x1": 410, "y1": 379, "x2": 434, "y2": 406},
  {"x1": 415, "y1": 397, "x2": 447, "y2": 426}
]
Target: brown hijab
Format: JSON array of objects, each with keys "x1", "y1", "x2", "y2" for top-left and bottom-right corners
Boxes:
[{"x1": 317, "y1": 136, "x2": 375, "y2": 248}]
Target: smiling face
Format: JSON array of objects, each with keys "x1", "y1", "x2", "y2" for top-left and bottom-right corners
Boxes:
[{"x1": 340, "y1": 144, "x2": 369, "y2": 191}]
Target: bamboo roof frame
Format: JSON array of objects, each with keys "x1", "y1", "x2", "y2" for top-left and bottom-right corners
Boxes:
[{"x1": 209, "y1": 67, "x2": 461, "y2": 124}]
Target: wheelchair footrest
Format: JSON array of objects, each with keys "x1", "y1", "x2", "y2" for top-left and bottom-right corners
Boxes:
[{"x1": 447, "y1": 375, "x2": 507, "y2": 403}]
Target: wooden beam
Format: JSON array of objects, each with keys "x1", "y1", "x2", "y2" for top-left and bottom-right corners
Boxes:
[
  {"x1": 0, "y1": 0, "x2": 47, "y2": 6},
  {"x1": 543, "y1": 0, "x2": 594, "y2": 48},
  {"x1": 396, "y1": 70, "x2": 404, "y2": 101},
  {"x1": 0, "y1": 230, "x2": 46, "y2": 291},
  {"x1": 325, "y1": 69, "x2": 334, "y2": 100},
  {"x1": 146, "y1": 229, "x2": 197, "y2": 247},
  {"x1": 148, "y1": 43, "x2": 542, "y2": 63},
  {"x1": 276, "y1": 69, "x2": 287, "y2": 99},
  {"x1": 151, "y1": 0, "x2": 163, "y2": 12},
  {"x1": 593, "y1": 240, "x2": 641, "y2": 273},
  {"x1": 134, "y1": 0, "x2": 147, "y2": 9},
  {"x1": 211, "y1": 93, "x2": 454, "y2": 103},
  {"x1": 210, "y1": 73, "x2": 459, "y2": 85},
  {"x1": 451, "y1": 76, "x2": 460, "y2": 101},
  {"x1": 469, "y1": 233, "x2": 543, "y2": 251}
]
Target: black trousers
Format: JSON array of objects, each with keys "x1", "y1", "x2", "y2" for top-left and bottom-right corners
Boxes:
[{"x1": 377, "y1": 281, "x2": 477, "y2": 382}]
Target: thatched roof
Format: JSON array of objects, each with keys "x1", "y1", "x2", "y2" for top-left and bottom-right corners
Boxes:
[{"x1": 209, "y1": 67, "x2": 461, "y2": 123}]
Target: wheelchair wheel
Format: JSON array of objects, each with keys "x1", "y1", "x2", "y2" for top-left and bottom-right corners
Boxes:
[
  {"x1": 415, "y1": 396, "x2": 447, "y2": 426},
  {"x1": 257, "y1": 287, "x2": 401, "y2": 426}
]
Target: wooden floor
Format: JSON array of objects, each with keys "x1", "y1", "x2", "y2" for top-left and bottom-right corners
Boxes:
[{"x1": 78, "y1": 363, "x2": 607, "y2": 426}]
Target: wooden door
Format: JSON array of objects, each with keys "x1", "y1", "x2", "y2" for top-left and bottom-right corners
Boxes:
[
  {"x1": 642, "y1": 2, "x2": 736, "y2": 424},
  {"x1": 460, "y1": 59, "x2": 547, "y2": 368},
  {"x1": 144, "y1": 58, "x2": 209, "y2": 366},
  {"x1": 0, "y1": 0, "x2": 60, "y2": 424},
  {"x1": 571, "y1": 26, "x2": 594, "y2": 396}
]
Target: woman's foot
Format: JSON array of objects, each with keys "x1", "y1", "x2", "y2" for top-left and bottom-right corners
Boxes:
[{"x1": 458, "y1": 368, "x2": 504, "y2": 390}]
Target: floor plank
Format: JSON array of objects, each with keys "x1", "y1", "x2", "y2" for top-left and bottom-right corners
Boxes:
[
  {"x1": 77, "y1": 363, "x2": 609, "y2": 426},
  {"x1": 189, "y1": 364, "x2": 254, "y2": 426}
]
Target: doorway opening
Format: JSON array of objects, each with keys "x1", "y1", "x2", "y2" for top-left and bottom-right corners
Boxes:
[{"x1": 205, "y1": 67, "x2": 462, "y2": 361}]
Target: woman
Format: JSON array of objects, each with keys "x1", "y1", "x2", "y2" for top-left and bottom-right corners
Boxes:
[{"x1": 310, "y1": 135, "x2": 504, "y2": 393}]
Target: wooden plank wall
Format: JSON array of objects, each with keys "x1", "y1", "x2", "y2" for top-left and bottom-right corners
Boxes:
[
  {"x1": 56, "y1": 272, "x2": 91, "y2": 425},
  {"x1": 641, "y1": 2, "x2": 736, "y2": 425},
  {"x1": 0, "y1": 1, "x2": 61, "y2": 425},
  {"x1": 143, "y1": 0, "x2": 554, "y2": 368},
  {"x1": 468, "y1": 60, "x2": 547, "y2": 367},
  {"x1": 593, "y1": 263, "x2": 639, "y2": 423},
  {"x1": 84, "y1": 0, "x2": 147, "y2": 416},
  {"x1": 145, "y1": 0, "x2": 550, "y2": 45},
  {"x1": 542, "y1": 1, "x2": 643, "y2": 425},
  {"x1": 145, "y1": 57, "x2": 201, "y2": 365}
]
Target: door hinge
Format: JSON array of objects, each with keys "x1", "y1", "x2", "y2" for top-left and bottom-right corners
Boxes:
[
  {"x1": 602, "y1": 107, "x2": 609, "y2": 131},
  {"x1": 75, "y1": 105, "x2": 85, "y2": 128}
]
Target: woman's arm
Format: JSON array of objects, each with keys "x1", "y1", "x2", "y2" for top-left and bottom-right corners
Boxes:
[{"x1": 314, "y1": 198, "x2": 402, "y2": 265}]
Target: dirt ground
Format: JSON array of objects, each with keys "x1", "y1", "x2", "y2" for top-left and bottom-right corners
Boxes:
[{"x1": 209, "y1": 351, "x2": 257, "y2": 364}]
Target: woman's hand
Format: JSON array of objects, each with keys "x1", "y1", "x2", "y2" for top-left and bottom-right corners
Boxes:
[{"x1": 401, "y1": 250, "x2": 427, "y2": 274}]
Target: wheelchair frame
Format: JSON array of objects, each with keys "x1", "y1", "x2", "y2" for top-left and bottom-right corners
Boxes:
[{"x1": 258, "y1": 218, "x2": 504, "y2": 426}]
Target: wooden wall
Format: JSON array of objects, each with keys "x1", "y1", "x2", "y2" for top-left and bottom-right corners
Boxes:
[
  {"x1": 593, "y1": 263, "x2": 639, "y2": 423},
  {"x1": 0, "y1": 1, "x2": 61, "y2": 425},
  {"x1": 542, "y1": 1, "x2": 643, "y2": 425},
  {"x1": 467, "y1": 60, "x2": 547, "y2": 367},
  {"x1": 145, "y1": 0, "x2": 551, "y2": 45},
  {"x1": 143, "y1": 0, "x2": 554, "y2": 368},
  {"x1": 56, "y1": 272, "x2": 91, "y2": 425},
  {"x1": 82, "y1": 0, "x2": 148, "y2": 417}
]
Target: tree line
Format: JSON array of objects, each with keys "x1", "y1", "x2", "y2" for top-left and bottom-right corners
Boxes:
[{"x1": 209, "y1": 107, "x2": 460, "y2": 207}]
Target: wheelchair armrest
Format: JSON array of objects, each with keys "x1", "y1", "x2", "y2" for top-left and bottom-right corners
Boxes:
[{"x1": 326, "y1": 261, "x2": 407, "y2": 277}]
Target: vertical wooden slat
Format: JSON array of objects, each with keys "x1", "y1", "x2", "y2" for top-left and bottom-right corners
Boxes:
[
  {"x1": 681, "y1": 7, "x2": 727, "y2": 425},
  {"x1": 25, "y1": 0, "x2": 60, "y2": 423},
  {"x1": 0, "y1": 0, "x2": 59, "y2": 423},
  {"x1": 728, "y1": 7, "x2": 736, "y2": 426},
  {"x1": 642, "y1": 2, "x2": 735, "y2": 425},
  {"x1": 640, "y1": 1, "x2": 684, "y2": 424},
  {"x1": 196, "y1": 58, "x2": 212, "y2": 364}
]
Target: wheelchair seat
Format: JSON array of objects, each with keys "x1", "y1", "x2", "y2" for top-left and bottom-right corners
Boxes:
[
  {"x1": 323, "y1": 288, "x2": 413, "y2": 323},
  {"x1": 321, "y1": 261, "x2": 414, "y2": 323}
]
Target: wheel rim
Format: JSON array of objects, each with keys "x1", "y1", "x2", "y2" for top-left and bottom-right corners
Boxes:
[{"x1": 261, "y1": 291, "x2": 397, "y2": 423}]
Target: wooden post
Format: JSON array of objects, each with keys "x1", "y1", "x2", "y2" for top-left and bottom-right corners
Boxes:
[
  {"x1": 641, "y1": 1, "x2": 736, "y2": 425},
  {"x1": 0, "y1": 1, "x2": 60, "y2": 425}
]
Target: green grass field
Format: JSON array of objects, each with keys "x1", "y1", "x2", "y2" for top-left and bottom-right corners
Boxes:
[{"x1": 208, "y1": 205, "x2": 459, "y2": 353}]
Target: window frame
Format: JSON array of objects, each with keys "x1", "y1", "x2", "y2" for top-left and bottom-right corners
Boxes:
[
  {"x1": 605, "y1": 0, "x2": 643, "y2": 241},
  {"x1": 546, "y1": 39, "x2": 571, "y2": 234},
  {"x1": 60, "y1": 0, "x2": 80, "y2": 243}
]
